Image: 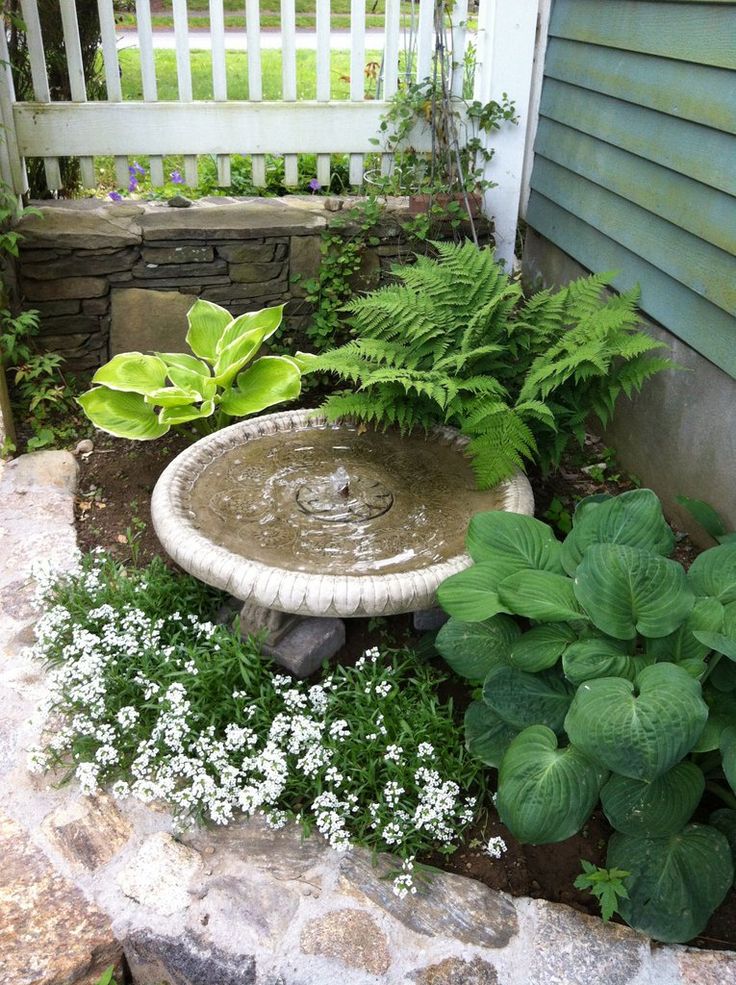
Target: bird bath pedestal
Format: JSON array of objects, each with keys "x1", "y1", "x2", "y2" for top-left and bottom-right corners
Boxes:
[{"x1": 151, "y1": 410, "x2": 534, "y2": 675}]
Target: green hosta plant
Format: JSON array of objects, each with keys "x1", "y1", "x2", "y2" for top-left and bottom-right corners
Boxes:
[
  {"x1": 79, "y1": 301, "x2": 303, "y2": 440},
  {"x1": 436, "y1": 489, "x2": 736, "y2": 943}
]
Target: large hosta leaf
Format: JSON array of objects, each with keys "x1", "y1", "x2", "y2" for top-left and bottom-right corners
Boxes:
[
  {"x1": 435, "y1": 615, "x2": 519, "y2": 681},
  {"x1": 711, "y1": 810, "x2": 736, "y2": 875},
  {"x1": 497, "y1": 726, "x2": 607, "y2": 843},
  {"x1": 156, "y1": 351, "x2": 211, "y2": 376},
  {"x1": 607, "y1": 825, "x2": 733, "y2": 942},
  {"x1": 574, "y1": 543, "x2": 694, "y2": 640},
  {"x1": 167, "y1": 364, "x2": 217, "y2": 401},
  {"x1": 601, "y1": 762, "x2": 705, "y2": 837},
  {"x1": 562, "y1": 636, "x2": 649, "y2": 685},
  {"x1": 436, "y1": 562, "x2": 511, "y2": 621},
  {"x1": 691, "y1": 687, "x2": 736, "y2": 753},
  {"x1": 483, "y1": 665, "x2": 574, "y2": 734},
  {"x1": 78, "y1": 388, "x2": 170, "y2": 440},
  {"x1": 212, "y1": 327, "x2": 268, "y2": 387},
  {"x1": 464, "y1": 701, "x2": 519, "y2": 767},
  {"x1": 509, "y1": 624, "x2": 578, "y2": 673},
  {"x1": 498, "y1": 570, "x2": 587, "y2": 623},
  {"x1": 158, "y1": 399, "x2": 215, "y2": 426},
  {"x1": 216, "y1": 304, "x2": 285, "y2": 352},
  {"x1": 143, "y1": 386, "x2": 201, "y2": 408},
  {"x1": 220, "y1": 356, "x2": 301, "y2": 416},
  {"x1": 91, "y1": 353, "x2": 168, "y2": 396},
  {"x1": 186, "y1": 300, "x2": 232, "y2": 360},
  {"x1": 688, "y1": 544, "x2": 736, "y2": 603},
  {"x1": 467, "y1": 511, "x2": 564, "y2": 571},
  {"x1": 648, "y1": 596, "x2": 724, "y2": 663},
  {"x1": 562, "y1": 488, "x2": 675, "y2": 576},
  {"x1": 711, "y1": 656, "x2": 736, "y2": 693},
  {"x1": 565, "y1": 663, "x2": 708, "y2": 780}
]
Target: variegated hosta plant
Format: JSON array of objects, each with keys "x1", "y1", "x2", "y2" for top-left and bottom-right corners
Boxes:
[
  {"x1": 436, "y1": 489, "x2": 736, "y2": 943},
  {"x1": 78, "y1": 300, "x2": 303, "y2": 440}
]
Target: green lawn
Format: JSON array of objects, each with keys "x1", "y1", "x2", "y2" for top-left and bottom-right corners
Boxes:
[{"x1": 118, "y1": 48, "x2": 380, "y2": 101}]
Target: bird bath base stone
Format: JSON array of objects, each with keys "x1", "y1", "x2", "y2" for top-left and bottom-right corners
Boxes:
[{"x1": 151, "y1": 410, "x2": 534, "y2": 673}]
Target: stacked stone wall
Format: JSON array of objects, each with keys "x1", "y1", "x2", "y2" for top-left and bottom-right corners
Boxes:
[{"x1": 14, "y1": 196, "x2": 493, "y2": 373}]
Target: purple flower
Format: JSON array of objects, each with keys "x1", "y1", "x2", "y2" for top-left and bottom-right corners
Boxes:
[
  {"x1": 128, "y1": 177, "x2": 138, "y2": 193},
  {"x1": 131, "y1": 160, "x2": 146, "y2": 176},
  {"x1": 308, "y1": 178, "x2": 321, "y2": 193},
  {"x1": 108, "y1": 191, "x2": 123, "y2": 202},
  {"x1": 169, "y1": 170, "x2": 184, "y2": 185}
]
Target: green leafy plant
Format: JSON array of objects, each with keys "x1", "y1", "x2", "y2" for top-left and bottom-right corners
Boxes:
[
  {"x1": 78, "y1": 300, "x2": 303, "y2": 440},
  {"x1": 303, "y1": 242, "x2": 671, "y2": 488},
  {"x1": 574, "y1": 861, "x2": 630, "y2": 921},
  {"x1": 436, "y1": 488, "x2": 736, "y2": 942},
  {"x1": 677, "y1": 495, "x2": 736, "y2": 545}
]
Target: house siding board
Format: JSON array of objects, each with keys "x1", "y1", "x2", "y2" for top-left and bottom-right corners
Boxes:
[
  {"x1": 549, "y1": 0, "x2": 736, "y2": 70},
  {"x1": 544, "y1": 38, "x2": 736, "y2": 135},
  {"x1": 528, "y1": 0, "x2": 736, "y2": 378},
  {"x1": 534, "y1": 120, "x2": 736, "y2": 255},
  {"x1": 526, "y1": 192, "x2": 736, "y2": 378}
]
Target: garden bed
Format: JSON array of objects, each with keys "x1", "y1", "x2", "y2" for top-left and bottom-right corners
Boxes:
[{"x1": 67, "y1": 427, "x2": 736, "y2": 951}]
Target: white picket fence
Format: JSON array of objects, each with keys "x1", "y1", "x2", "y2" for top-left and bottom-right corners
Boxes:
[{"x1": 0, "y1": 0, "x2": 541, "y2": 263}]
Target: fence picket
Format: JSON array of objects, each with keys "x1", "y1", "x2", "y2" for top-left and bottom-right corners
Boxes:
[
  {"x1": 136, "y1": 0, "x2": 164, "y2": 187},
  {"x1": 416, "y1": 0, "x2": 435, "y2": 81},
  {"x1": 450, "y1": 0, "x2": 469, "y2": 98},
  {"x1": 281, "y1": 0, "x2": 298, "y2": 185},
  {"x1": 19, "y1": 0, "x2": 60, "y2": 189},
  {"x1": 316, "y1": 0, "x2": 331, "y2": 186},
  {"x1": 172, "y1": 0, "x2": 198, "y2": 187},
  {"x1": 381, "y1": 0, "x2": 401, "y2": 175},
  {"x1": 0, "y1": 27, "x2": 27, "y2": 193},
  {"x1": 97, "y1": 0, "x2": 129, "y2": 190},
  {"x1": 59, "y1": 0, "x2": 96, "y2": 189},
  {"x1": 210, "y1": 0, "x2": 231, "y2": 186},
  {"x1": 246, "y1": 0, "x2": 266, "y2": 186},
  {"x1": 349, "y1": 0, "x2": 366, "y2": 186}
]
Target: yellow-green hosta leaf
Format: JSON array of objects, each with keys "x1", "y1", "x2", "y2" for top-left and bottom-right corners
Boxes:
[
  {"x1": 78, "y1": 387, "x2": 170, "y2": 440},
  {"x1": 158, "y1": 399, "x2": 215, "y2": 426},
  {"x1": 155, "y1": 352, "x2": 211, "y2": 376},
  {"x1": 565, "y1": 663, "x2": 708, "y2": 781},
  {"x1": 608, "y1": 825, "x2": 733, "y2": 943},
  {"x1": 186, "y1": 300, "x2": 232, "y2": 361},
  {"x1": 143, "y1": 386, "x2": 202, "y2": 408},
  {"x1": 91, "y1": 353, "x2": 168, "y2": 395},
  {"x1": 216, "y1": 304, "x2": 285, "y2": 353},
  {"x1": 220, "y1": 356, "x2": 301, "y2": 417},
  {"x1": 212, "y1": 327, "x2": 267, "y2": 387},
  {"x1": 497, "y1": 726, "x2": 607, "y2": 843},
  {"x1": 290, "y1": 351, "x2": 318, "y2": 372},
  {"x1": 167, "y1": 365, "x2": 216, "y2": 401}
]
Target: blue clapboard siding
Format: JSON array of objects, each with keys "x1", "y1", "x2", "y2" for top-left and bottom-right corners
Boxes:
[{"x1": 527, "y1": 0, "x2": 736, "y2": 378}]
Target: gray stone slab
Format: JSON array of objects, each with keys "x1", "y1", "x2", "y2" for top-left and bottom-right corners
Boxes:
[
  {"x1": 125, "y1": 929, "x2": 256, "y2": 985},
  {"x1": 39, "y1": 315, "x2": 100, "y2": 336},
  {"x1": 262, "y1": 617, "x2": 346, "y2": 677},
  {"x1": 139, "y1": 202, "x2": 326, "y2": 241},
  {"x1": 339, "y1": 849, "x2": 518, "y2": 948},
  {"x1": 201, "y1": 280, "x2": 288, "y2": 302},
  {"x1": 22, "y1": 276, "x2": 109, "y2": 301},
  {"x1": 22, "y1": 248, "x2": 138, "y2": 279},
  {"x1": 229, "y1": 261, "x2": 285, "y2": 283},
  {"x1": 132, "y1": 259, "x2": 228, "y2": 280},
  {"x1": 142, "y1": 246, "x2": 214, "y2": 264},
  {"x1": 16, "y1": 206, "x2": 142, "y2": 249},
  {"x1": 110, "y1": 287, "x2": 194, "y2": 356},
  {"x1": 216, "y1": 243, "x2": 276, "y2": 263}
]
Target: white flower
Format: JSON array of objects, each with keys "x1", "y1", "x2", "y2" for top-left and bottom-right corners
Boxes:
[
  {"x1": 384, "y1": 744, "x2": 403, "y2": 764},
  {"x1": 111, "y1": 779, "x2": 130, "y2": 799},
  {"x1": 329, "y1": 719, "x2": 350, "y2": 741},
  {"x1": 116, "y1": 706, "x2": 139, "y2": 729},
  {"x1": 75, "y1": 761, "x2": 100, "y2": 795},
  {"x1": 417, "y1": 742, "x2": 434, "y2": 759},
  {"x1": 485, "y1": 835, "x2": 508, "y2": 859}
]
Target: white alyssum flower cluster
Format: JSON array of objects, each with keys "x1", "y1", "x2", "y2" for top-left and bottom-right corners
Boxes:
[{"x1": 29, "y1": 553, "x2": 481, "y2": 898}]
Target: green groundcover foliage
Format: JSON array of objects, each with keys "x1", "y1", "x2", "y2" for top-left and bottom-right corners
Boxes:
[{"x1": 437, "y1": 488, "x2": 736, "y2": 943}]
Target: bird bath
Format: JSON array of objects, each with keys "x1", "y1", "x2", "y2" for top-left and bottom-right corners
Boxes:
[{"x1": 151, "y1": 410, "x2": 534, "y2": 671}]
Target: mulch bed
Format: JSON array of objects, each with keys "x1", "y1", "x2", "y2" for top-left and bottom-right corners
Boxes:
[{"x1": 71, "y1": 427, "x2": 735, "y2": 951}]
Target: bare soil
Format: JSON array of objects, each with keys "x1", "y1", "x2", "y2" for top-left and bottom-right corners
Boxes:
[{"x1": 72, "y1": 428, "x2": 734, "y2": 950}]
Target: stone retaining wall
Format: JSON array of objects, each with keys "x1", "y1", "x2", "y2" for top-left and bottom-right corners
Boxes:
[{"x1": 14, "y1": 197, "x2": 492, "y2": 372}]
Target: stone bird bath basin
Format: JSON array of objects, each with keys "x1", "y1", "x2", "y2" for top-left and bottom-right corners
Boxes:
[{"x1": 151, "y1": 409, "x2": 534, "y2": 672}]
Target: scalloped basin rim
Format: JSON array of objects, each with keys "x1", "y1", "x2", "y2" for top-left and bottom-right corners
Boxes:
[{"x1": 151, "y1": 409, "x2": 535, "y2": 618}]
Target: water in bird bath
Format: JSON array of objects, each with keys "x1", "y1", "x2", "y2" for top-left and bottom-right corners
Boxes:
[{"x1": 184, "y1": 422, "x2": 506, "y2": 577}]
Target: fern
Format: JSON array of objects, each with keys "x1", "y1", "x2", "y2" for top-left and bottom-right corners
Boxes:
[{"x1": 306, "y1": 243, "x2": 671, "y2": 487}]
